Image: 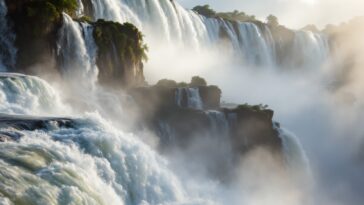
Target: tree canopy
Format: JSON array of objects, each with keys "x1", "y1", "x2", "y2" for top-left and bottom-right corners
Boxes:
[
  {"x1": 192, "y1": 4, "x2": 256, "y2": 22},
  {"x1": 266, "y1": 15, "x2": 279, "y2": 27},
  {"x1": 192, "y1": 5, "x2": 216, "y2": 18}
]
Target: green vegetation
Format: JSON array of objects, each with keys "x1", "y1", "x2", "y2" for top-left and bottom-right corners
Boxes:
[
  {"x1": 190, "y1": 76, "x2": 207, "y2": 87},
  {"x1": 177, "y1": 82, "x2": 189, "y2": 87},
  {"x1": 21, "y1": 0, "x2": 79, "y2": 36},
  {"x1": 92, "y1": 19, "x2": 148, "y2": 87},
  {"x1": 75, "y1": 15, "x2": 93, "y2": 23},
  {"x1": 154, "y1": 76, "x2": 211, "y2": 88},
  {"x1": 218, "y1": 10, "x2": 256, "y2": 22},
  {"x1": 192, "y1": 4, "x2": 256, "y2": 22},
  {"x1": 192, "y1": 5, "x2": 216, "y2": 18},
  {"x1": 266, "y1": 14, "x2": 279, "y2": 27},
  {"x1": 93, "y1": 19, "x2": 148, "y2": 64},
  {"x1": 237, "y1": 103, "x2": 269, "y2": 112},
  {"x1": 156, "y1": 79, "x2": 178, "y2": 87}
]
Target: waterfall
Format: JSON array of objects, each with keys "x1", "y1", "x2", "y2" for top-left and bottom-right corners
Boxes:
[
  {"x1": 276, "y1": 126, "x2": 311, "y2": 177},
  {"x1": 0, "y1": 114, "x2": 190, "y2": 205},
  {"x1": 236, "y1": 23, "x2": 276, "y2": 66},
  {"x1": 57, "y1": 13, "x2": 99, "y2": 87},
  {"x1": 186, "y1": 88, "x2": 203, "y2": 109},
  {"x1": 0, "y1": 73, "x2": 67, "y2": 115},
  {"x1": 175, "y1": 87, "x2": 204, "y2": 110},
  {"x1": 206, "y1": 110, "x2": 229, "y2": 138},
  {"x1": 82, "y1": 0, "x2": 329, "y2": 69},
  {"x1": 0, "y1": 0, "x2": 16, "y2": 71},
  {"x1": 0, "y1": 73, "x2": 221, "y2": 205},
  {"x1": 288, "y1": 30, "x2": 329, "y2": 68},
  {"x1": 158, "y1": 121, "x2": 176, "y2": 143}
]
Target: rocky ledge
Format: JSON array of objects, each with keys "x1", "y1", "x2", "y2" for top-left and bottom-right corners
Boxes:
[
  {"x1": 0, "y1": 114, "x2": 73, "y2": 142},
  {"x1": 129, "y1": 76, "x2": 282, "y2": 156}
]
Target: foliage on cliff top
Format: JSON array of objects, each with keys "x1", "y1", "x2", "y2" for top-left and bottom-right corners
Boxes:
[
  {"x1": 237, "y1": 103, "x2": 269, "y2": 112},
  {"x1": 155, "y1": 76, "x2": 220, "y2": 90},
  {"x1": 93, "y1": 19, "x2": 148, "y2": 63},
  {"x1": 192, "y1": 4, "x2": 257, "y2": 23},
  {"x1": 190, "y1": 76, "x2": 207, "y2": 87},
  {"x1": 21, "y1": 0, "x2": 78, "y2": 36}
]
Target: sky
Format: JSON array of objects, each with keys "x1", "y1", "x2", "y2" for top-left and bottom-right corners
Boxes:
[{"x1": 178, "y1": 0, "x2": 364, "y2": 29}]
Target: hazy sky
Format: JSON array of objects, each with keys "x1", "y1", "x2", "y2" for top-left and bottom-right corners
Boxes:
[{"x1": 178, "y1": 0, "x2": 364, "y2": 29}]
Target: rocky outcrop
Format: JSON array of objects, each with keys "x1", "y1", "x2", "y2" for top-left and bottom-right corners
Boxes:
[
  {"x1": 128, "y1": 77, "x2": 282, "y2": 182},
  {"x1": 129, "y1": 77, "x2": 282, "y2": 156},
  {"x1": 4, "y1": 0, "x2": 147, "y2": 88},
  {"x1": 224, "y1": 104, "x2": 281, "y2": 154},
  {"x1": 5, "y1": 0, "x2": 66, "y2": 74},
  {"x1": 93, "y1": 19, "x2": 147, "y2": 88},
  {"x1": 0, "y1": 114, "x2": 73, "y2": 142}
]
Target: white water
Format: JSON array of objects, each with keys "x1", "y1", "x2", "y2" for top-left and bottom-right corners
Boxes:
[
  {"x1": 0, "y1": 74, "x2": 67, "y2": 116},
  {"x1": 0, "y1": 73, "x2": 222, "y2": 205},
  {"x1": 206, "y1": 110, "x2": 229, "y2": 138},
  {"x1": 79, "y1": 0, "x2": 329, "y2": 69},
  {"x1": 0, "y1": 0, "x2": 320, "y2": 203},
  {"x1": 0, "y1": 0, "x2": 16, "y2": 71},
  {"x1": 288, "y1": 30, "x2": 330, "y2": 68},
  {"x1": 175, "y1": 87, "x2": 204, "y2": 110},
  {"x1": 0, "y1": 114, "x2": 189, "y2": 205},
  {"x1": 57, "y1": 13, "x2": 99, "y2": 87},
  {"x1": 276, "y1": 126, "x2": 311, "y2": 177}
]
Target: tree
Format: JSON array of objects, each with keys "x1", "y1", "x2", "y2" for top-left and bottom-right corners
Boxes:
[
  {"x1": 192, "y1": 5, "x2": 216, "y2": 18},
  {"x1": 190, "y1": 76, "x2": 207, "y2": 87},
  {"x1": 266, "y1": 14, "x2": 279, "y2": 27},
  {"x1": 156, "y1": 79, "x2": 177, "y2": 87}
]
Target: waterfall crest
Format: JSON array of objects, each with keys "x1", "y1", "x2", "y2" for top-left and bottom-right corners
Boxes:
[
  {"x1": 0, "y1": 73, "x2": 67, "y2": 115},
  {"x1": 276, "y1": 126, "x2": 311, "y2": 177},
  {"x1": 175, "y1": 87, "x2": 204, "y2": 110},
  {"x1": 57, "y1": 13, "x2": 99, "y2": 87},
  {"x1": 81, "y1": 0, "x2": 329, "y2": 68}
]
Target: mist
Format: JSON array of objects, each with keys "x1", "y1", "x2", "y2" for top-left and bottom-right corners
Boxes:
[
  {"x1": 141, "y1": 13, "x2": 364, "y2": 205},
  {"x1": 1, "y1": 0, "x2": 364, "y2": 205}
]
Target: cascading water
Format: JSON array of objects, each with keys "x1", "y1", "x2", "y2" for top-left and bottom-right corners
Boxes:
[
  {"x1": 236, "y1": 23, "x2": 276, "y2": 66},
  {"x1": 288, "y1": 30, "x2": 330, "y2": 68},
  {"x1": 0, "y1": 0, "x2": 16, "y2": 71},
  {"x1": 275, "y1": 126, "x2": 311, "y2": 177},
  {"x1": 158, "y1": 121, "x2": 176, "y2": 143},
  {"x1": 0, "y1": 73, "x2": 221, "y2": 205},
  {"x1": 0, "y1": 1, "x2": 326, "y2": 204},
  {"x1": 57, "y1": 13, "x2": 99, "y2": 87},
  {"x1": 175, "y1": 87, "x2": 204, "y2": 110},
  {"x1": 0, "y1": 114, "x2": 191, "y2": 205},
  {"x1": 81, "y1": 0, "x2": 329, "y2": 68},
  {"x1": 0, "y1": 73, "x2": 67, "y2": 116},
  {"x1": 206, "y1": 110, "x2": 229, "y2": 138}
]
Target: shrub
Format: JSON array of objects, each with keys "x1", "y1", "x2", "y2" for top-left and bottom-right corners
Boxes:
[
  {"x1": 192, "y1": 5, "x2": 216, "y2": 18},
  {"x1": 190, "y1": 76, "x2": 207, "y2": 87},
  {"x1": 155, "y1": 79, "x2": 178, "y2": 87}
]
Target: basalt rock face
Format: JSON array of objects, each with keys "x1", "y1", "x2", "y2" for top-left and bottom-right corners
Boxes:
[
  {"x1": 93, "y1": 20, "x2": 147, "y2": 88},
  {"x1": 129, "y1": 85, "x2": 221, "y2": 121},
  {"x1": 4, "y1": 0, "x2": 147, "y2": 88},
  {"x1": 129, "y1": 82, "x2": 281, "y2": 155},
  {"x1": 225, "y1": 105, "x2": 281, "y2": 154},
  {"x1": 5, "y1": 0, "x2": 64, "y2": 74},
  {"x1": 0, "y1": 114, "x2": 73, "y2": 142},
  {"x1": 129, "y1": 81, "x2": 282, "y2": 181}
]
